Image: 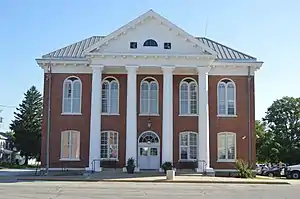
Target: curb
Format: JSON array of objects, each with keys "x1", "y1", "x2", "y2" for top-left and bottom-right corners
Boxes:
[{"x1": 16, "y1": 177, "x2": 291, "y2": 185}]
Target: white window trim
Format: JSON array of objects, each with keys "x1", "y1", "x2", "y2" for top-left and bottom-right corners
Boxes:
[
  {"x1": 179, "y1": 78, "x2": 198, "y2": 116},
  {"x1": 62, "y1": 76, "x2": 82, "y2": 115},
  {"x1": 101, "y1": 77, "x2": 120, "y2": 115},
  {"x1": 139, "y1": 77, "x2": 159, "y2": 115},
  {"x1": 217, "y1": 78, "x2": 237, "y2": 117},
  {"x1": 60, "y1": 130, "x2": 80, "y2": 161},
  {"x1": 217, "y1": 132, "x2": 236, "y2": 162},
  {"x1": 179, "y1": 131, "x2": 198, "y2": 161},
  {"x1": 100, "y1": 131, "x2": 119, "y2": 161}
]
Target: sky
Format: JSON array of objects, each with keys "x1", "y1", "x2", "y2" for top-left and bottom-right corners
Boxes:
[{"x1": 0, "y1": 0, "x2": 300, "y2": 131}]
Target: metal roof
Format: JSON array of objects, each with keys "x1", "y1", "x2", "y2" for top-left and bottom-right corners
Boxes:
[{"x1": 42, "y1": 36, "x2": 256, "y2": 60}]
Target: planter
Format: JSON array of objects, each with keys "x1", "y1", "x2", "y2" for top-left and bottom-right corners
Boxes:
[
  {"x1": 166, "y1": 170, "x2": 175, "y2": 180},
  {"x1": 126, "y1": 166, "x2": 135, "y2": 174}
]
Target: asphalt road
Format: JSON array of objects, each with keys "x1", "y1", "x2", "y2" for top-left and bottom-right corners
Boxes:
[{"x1": 0, "y1": 181, "x2": 299, "y2": 199}]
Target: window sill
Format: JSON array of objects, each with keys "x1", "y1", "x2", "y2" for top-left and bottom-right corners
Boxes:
[
  {"x1": 217, "y1": 114, "x2": 237, "y2": 118},
  {"x1": 139, "y1": 114, "x2": 160, "y2": 116},
  {"x1": 100, "y1": 158, "x2": 119, "y2": 161},
  {"x1": 217, "y1": 159, "x2": 236, "y2": 163},
  {"x1": 178, "y1": 114, "x2": 198, "y2": 117},
  {"x1": 61, "y1": 113, "x2": 82, "y2": 116},
  {"x1": 101, "y1": 113, "x2": 120, "y2": 116},
  {"x1": 178, "y1": 159, "x2": 197, "y2": 162},
  {"x1": 59, "y1": 158, "x2": 80, "y2": 161}
]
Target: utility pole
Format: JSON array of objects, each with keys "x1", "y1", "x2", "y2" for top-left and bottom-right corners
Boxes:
[
  {"x1": 45, "y1": 62, "x2": 52, "y2": 175},
  {"x1": 0, "y1": 109, "x2": 3, "y2": 129}
]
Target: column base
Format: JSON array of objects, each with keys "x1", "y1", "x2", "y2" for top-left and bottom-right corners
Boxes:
[
  {"x1": 196, "y1": 167, "x2": 215, "y2": 176},
  {"x1": 122, "y1": 167, "x2": 140, "y2": 172},
  {"x1": 86, "y1": 167, "x2": 102, "y2": 172}
]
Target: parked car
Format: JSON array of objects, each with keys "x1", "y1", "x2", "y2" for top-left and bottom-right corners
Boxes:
[
  {"x1": 263, "y1": 166, "x2": 285, "y2": 177},
  {"x1": 256, "y1": 164, "x2": 269, "y2": 175},
  {"x1": 286, "y1": 164, "x2": 300, "y2": 179}
]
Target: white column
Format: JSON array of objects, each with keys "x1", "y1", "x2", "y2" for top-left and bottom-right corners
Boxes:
[
  {"x1": 88, "y1": 65, "x2": 103, "y2": 172},
  {"x1": 162, "y1": 66, "x2": 174, "y2": 164},
  {"x1": 124, "y1": 65, "x2": 139, "y2": 171},
  {"x1": 197, "y1": 67, "x2": 214, "y2": 173}
]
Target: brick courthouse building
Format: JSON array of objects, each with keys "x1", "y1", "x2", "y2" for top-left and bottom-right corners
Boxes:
[{"x1": 36, "y1": 10, "x2": 263, "y2": 174}]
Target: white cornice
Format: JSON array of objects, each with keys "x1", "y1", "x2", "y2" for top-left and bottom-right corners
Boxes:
[{"x1": 86, "y1": 53, "x2": 216, "y2": 60}]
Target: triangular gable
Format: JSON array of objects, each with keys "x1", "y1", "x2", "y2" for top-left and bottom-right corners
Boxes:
[{"x1": 83, "y1": 9, "x2": 217, "y2": 56}]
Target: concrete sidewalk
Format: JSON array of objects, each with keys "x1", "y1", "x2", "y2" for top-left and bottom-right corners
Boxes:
[{"x1": 16, "y1": 175, "x2": 292, "y2": 185}]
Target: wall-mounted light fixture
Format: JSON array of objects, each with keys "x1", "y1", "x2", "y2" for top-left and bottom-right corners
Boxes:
[{"x1": 147, "y1": 117, "x2": 152, "y2": 129}]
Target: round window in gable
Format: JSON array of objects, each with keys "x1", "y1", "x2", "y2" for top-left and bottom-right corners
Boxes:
[{"x1": 143, "y1": 39, "x2": 158, "y2": 47}]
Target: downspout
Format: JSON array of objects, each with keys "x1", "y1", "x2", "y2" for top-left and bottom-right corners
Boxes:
[
  {"x1": 46, "y1": 62, "x2": 52, "y2": 175},
  {"x1": 247, "y1": 66, "x2": 252, "y2": 167}
]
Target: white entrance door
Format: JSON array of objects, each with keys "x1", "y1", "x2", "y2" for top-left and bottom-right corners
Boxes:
[{"x1": 138, "y1": 131, "x2": 160, "y2": 170}]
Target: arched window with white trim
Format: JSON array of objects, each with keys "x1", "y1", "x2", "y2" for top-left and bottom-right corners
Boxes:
[
  {"x1": 179, "y1": 132, "x2": 197, "y2": 161},
  {"x1": 179, "y1": 78, "x2": 198, "y2": 115},
  {"x1": 217, "y1": 132, "x2": 236, "y2": 162},
  {"x1": 217, "y1": 78, "x2": 236, "y2": 116},
  {"x1": 101, "y1": 131, "x2": 119, "y2": 160},
  {"x1": 102, "y1": 77, "x2": 119, "y2": 114},
  {"x1": 62, "y1": 76, "x2": 82, "y2": 114},
  {"x1": 140, "y1": 77, "x2": 159, "y2": 115},
  {"x1": 143, "y1": 39, "x2": 158, "y2": 47}
]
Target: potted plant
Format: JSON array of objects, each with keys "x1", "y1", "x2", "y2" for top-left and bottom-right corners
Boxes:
[
  {"x1": 126, "y1": 157, "x2": 135, "y2": 174},
  {"x1": 161, "y1": 161, "x2": 173, "y2": 174}
]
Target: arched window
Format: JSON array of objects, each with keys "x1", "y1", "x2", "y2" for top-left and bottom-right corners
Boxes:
[
  {"x1": 102, "y1": 77, "x2": 119, "y2": 114},
  {"x1": 179, "y1": 132, "x2": 197, "y2": 161},
  {"x1": 62, "y1": 76, "x2": 82, "y2": 114},
  {"x1": 217, "y1": 132, "x2": 236, "y2": 162},
  {"x1": 143, "y1": 39, "x2": 158, "y2": 47},
  {"x1": 179, "y1": 78, "x2": 198, "y2": 115},
  {"x1": 138, "y1": 131, "x2": 160, "y2": 143},
  {"x1": 217, "y1": 78, "x2": 236, "y2": 116},
  {"x1": 101, "y1": 131, "x2": 118, "y2": 160},
  {"x1": 140, "y1": 77, "x2": 159, "y2": 115},
  {"x1": 60, "y1": 130, "x2": 80, "y2": 160}
]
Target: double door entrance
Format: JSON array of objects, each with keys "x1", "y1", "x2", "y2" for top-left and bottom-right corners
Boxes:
[{"x1": 137, "y1": 131, "x2": 160, "y2": 170}]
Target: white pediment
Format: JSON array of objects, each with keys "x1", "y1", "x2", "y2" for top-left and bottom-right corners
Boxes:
[{"x1": 84, "y1": 10, "x2": 217, "y2": 56}]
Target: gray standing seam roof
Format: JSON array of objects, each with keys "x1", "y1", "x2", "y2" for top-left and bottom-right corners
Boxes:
[{"x1": 42, "y1": 36, "x2": 256, "y2": 60}]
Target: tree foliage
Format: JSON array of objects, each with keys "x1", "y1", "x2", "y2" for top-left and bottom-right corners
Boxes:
[
  {"x1": 10, "y1": 86, "x2": 43, "y2": 164},
  {"x1": 257, "y1": 96, "x2": 300, "y2": 164}
]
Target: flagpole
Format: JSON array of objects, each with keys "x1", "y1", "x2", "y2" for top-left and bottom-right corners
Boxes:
[{"x1": 45, "y1": 62, "x2": 52, "y2": 175}]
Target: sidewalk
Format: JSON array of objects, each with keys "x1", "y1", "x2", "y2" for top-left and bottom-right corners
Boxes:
[{"x1": 16, "y1": 173, "x2": 292, "y2": 185}]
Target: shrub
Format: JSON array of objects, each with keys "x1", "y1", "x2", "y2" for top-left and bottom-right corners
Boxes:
[
  {"x1": 235, "y1": 159, "x2": 253, "y2": 178},
  {"x1": 161, "y1": 161, "x2": 173, "y2": 173}
]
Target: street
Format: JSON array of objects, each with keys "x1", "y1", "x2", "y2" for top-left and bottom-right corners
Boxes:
[{"x1": 0, "y1": 181, "x2": 298, "y2": 199}]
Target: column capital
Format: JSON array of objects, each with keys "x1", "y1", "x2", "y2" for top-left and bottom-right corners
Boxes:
[
  {"x1": 125, "y1": 65, "x2": 139, "y2": 73},
  {"x1": 161, "y1": 66, "x2": 175, "y2": 73},
  {"x1": 197, "y1": 66, "x2": 211, "y2": 74},
  {"x1": 90, "y1": 64, "x2": 104, "y2": 71}
]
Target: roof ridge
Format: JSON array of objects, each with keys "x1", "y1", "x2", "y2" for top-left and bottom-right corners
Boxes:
[{"x1": 198, "y1": 37, "x2": 256, "y2": 60}]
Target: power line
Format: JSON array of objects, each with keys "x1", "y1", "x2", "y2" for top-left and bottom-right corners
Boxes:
[{"x1": 0, "y1": 104, "x2": 17, "y2": 108}]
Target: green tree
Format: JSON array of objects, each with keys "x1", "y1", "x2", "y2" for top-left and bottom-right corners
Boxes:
[
  {"x1": 263, "y1": 96, "x2": 300, "y2": 164},
  {"x1": 255, "y1": 120, "x2": 278, "y2": 163},
  {"x1": 10, "y1": 86, "x2": 43, "y2": 165}
]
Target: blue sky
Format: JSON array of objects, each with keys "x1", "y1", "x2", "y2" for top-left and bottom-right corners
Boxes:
[{"x1": 0, "y1": 0, "x2": 299, "y2": 131}]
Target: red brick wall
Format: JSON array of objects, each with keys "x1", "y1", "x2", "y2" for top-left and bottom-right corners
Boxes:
[
  {"x1": 41, "y1": 72, "x2": 255, "y2": 169},
  {"x1": 42, "y1": 73, "x2": 92, "y2": 169}
]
